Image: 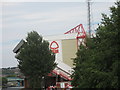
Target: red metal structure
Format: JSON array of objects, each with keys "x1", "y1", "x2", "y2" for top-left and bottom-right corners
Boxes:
[
  {"x1": 64, "y1": 24, "x2": 86, "y2": 48},
  {"x1": 48, "y1": 69, "x2": 72, "y2": 81}
]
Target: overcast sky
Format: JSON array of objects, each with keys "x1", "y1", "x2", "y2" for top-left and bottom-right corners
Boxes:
[{"x1": 1, "y1": 0, "x2": 116, "y2": 68}]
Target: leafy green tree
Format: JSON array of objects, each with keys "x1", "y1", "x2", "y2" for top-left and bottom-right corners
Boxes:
[
  {"x1": 72, "y1": 1, "x2": 120, "y2": 88},
  {"x1": 16, "y1": 31, "x2": 56, "y2": 88},
  {"x1": 0, "y1": 77, "x2": 2, "y2": 87},
  {"x1": 2, "y1": 77, "x2": 8, "y2": 87},
  {"x1": 2, "y1": 68, "x2": 15, "y2": 76}
]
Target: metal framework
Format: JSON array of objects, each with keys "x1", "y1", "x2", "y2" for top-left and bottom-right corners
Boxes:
[
  {"x1": 64, "y1": 24, "x2": 86, "y2": 49},
  {"x1": 87, "y1": 0, "x2": 91, "y2": 37}
]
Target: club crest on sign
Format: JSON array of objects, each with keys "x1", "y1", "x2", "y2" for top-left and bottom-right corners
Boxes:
[{"x1": 50, "y1": 41, "x2": 59, "y2": 53}]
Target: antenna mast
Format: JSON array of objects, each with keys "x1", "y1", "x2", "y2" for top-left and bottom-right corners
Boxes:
[{"x1": 87, "y1": 0, "x2": 91, "y2": 37}]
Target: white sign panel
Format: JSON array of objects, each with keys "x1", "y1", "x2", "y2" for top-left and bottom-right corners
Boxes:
[{"x1": 48, "y1": 40, "x2": 63, "y2": 63}]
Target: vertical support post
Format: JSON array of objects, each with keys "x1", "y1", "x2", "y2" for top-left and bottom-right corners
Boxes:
[{"x1": 24, "y1": 78, "x2": 29, "y2": 88}]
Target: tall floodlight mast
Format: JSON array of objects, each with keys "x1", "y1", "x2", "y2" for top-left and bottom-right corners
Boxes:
[{"x1": 87, "y1": 0, "x2": 91, "y2": 37}]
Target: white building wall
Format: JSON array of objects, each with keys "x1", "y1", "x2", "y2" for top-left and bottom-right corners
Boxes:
[{"x1": 43, "y1": 33, "x2": 78, "y2": 74}]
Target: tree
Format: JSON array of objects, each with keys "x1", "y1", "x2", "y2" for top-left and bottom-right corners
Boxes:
[
  {"x1": 16, "y1": 31, "x2": 56, "y2": 88},
  {"x1": 2, "y1": 77, "x2": 8, "y2": 87},
  {"x1": 71, "y1": 1, "x2": 120, "y2": 88}
]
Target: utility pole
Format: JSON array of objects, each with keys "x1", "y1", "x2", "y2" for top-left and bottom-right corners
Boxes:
[{"x1": 87, "y1": 0, "x2": 91, "y2": 37}]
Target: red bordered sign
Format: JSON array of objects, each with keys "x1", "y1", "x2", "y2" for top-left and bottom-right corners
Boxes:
[{"x1": 50, "y1": 41, "x2": 59, "y2": 53}]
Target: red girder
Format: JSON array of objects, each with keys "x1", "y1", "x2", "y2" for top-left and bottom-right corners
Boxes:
[
  {"x1": 64, "y1": 24, "x2": 86, "y2": 38},
  {"x1": 48, "y1": 70, "x2": 72, "y2": 81}
]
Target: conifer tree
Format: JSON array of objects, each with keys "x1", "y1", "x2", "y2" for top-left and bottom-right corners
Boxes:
[{"x1": 16, "y1": 31, "x2": 56, "y2": 88}]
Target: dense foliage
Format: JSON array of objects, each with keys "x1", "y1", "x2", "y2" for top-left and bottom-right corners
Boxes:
[
  {"x1": 2, "y1": 68, "x2": 14, "y2": 76},
  {"x1": 72, "y1": 1, "x2": 120, "y2": 88},
  {"x1": 1, "y1": 77, "x2": 8, "y2": 87},
  {"x1": 17, "y1": 31, "x2": 56, "y2": 88}
]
